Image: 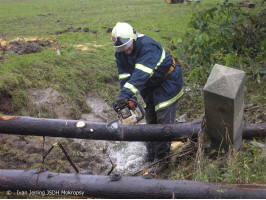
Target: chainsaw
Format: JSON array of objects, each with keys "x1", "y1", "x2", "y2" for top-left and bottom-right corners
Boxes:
[{"x1": 106, "y1": 98, "x2": 145, "y2": 130}]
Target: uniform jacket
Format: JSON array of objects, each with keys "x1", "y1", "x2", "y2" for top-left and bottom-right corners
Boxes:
[{"x1": 115, "y1": 34, "x2": 183, "y2": 111}]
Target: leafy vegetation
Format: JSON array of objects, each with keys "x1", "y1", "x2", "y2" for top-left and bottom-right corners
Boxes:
[
  {"x1": 171, "y1": 0, "x2": 265, "y2": 123},
  {"x1": 172, "y1": 0, "x2": 265, "y2": 87},
  {"x1": 167, "y1": 0, "x2": 266, "y2": 184}
]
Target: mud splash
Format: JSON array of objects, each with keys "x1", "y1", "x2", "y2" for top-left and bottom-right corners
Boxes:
[
  {"x1": 82, "y1": 94, "x2": 148, "y2": 175},
  {"x1": 108, "y1": 141, "x2": 147, "y2": 175}
]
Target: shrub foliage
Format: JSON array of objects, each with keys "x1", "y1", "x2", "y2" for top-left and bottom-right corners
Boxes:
[{"x1": 173, "y1": 0, "x2": 266, "y2": 84}]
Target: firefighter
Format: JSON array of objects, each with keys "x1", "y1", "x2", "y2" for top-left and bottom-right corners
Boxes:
[{"x1": 111, "y1": 22, "x2": 184, "y2": 170}]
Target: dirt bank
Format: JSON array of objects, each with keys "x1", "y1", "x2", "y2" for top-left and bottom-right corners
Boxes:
[{"x1": 0, "y1": 88, "x2": 116, "y2": 175}]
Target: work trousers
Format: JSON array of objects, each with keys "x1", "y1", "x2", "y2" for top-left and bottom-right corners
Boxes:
[{"x1": 145, "y1": 96, "x2": 179, "y2": 160}]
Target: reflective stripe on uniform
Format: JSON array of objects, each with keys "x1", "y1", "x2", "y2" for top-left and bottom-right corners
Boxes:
[
  {"x1": 156, "y1": 48, "x2": 166, "y2": 68},
  {"x1": 124, "y1": 82, "x2": 138, "y2": 94},
  {"x1": 135, "y1": 64, "x2": 153, "y2": 74},
  {"x1": 155, "y1": 88, "x2": 184, "y2": 111},
  {"x1": 150, "y1": 48, "x2": 166, "y2": 77},
  {"x1": 119, "y1": 73, "x2": 131, "y2": 80}
]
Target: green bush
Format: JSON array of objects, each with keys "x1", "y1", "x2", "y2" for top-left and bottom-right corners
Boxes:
[{"x1": 172, "y1": 0, "x2": 266, "y2": 85}]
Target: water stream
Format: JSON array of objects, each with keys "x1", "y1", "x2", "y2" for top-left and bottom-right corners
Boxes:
[
  {"x1": 75, "y1": 139, "x2": 148, "y2": 175},
  {"x1": 81, "y1": 95, "x2": 149, "y2": 175},
  {"x1": 78, "y1": 95, "x2": 153, "y2": 175},
  {"x1": 108, "y1": 141, "x2": 147, "y2": 175}
]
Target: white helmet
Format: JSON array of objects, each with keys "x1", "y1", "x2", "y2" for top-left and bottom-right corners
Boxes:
[{"x1": 111, "y1": 22, "x2": 137, "y2": 52}]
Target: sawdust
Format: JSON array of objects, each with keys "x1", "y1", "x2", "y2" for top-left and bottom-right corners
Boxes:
[
  {"x1": 171, "y1": 141, "x2": 183, "y2": 150},
  {"x1": 73, "y1": 43, "x2": 104, "y2": 51},
  {"x1": 73, "y1": 44, "x2": 88, "y2": 51},
  {"x1": 0, "y1": 116, "x2": 18, "y2": 120}
]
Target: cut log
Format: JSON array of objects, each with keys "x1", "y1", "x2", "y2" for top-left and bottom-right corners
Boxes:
[
  {"x1": 237, "y1": 1, "x2": 256, "y2": 8},
  {"x1": 165, "y1": 0, "x2": 184, "y2": 4},
  {"x1": 0, "y1": 169, "x2": 265, "y2": 199},
  {"x1": 242, "y1": 123, "x2": 266, "y2": 138},
  {"x1": 0, "y1": 116, "x2": 265, "y2": 141},
  {"x1": 0, "y1": 115, "x2": 201, "y2": 141}
]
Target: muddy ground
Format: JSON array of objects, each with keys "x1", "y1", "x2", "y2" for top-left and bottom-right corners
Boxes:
[
  {"x1": 0, "y1": 39, "x2": 265, "y2": 176},
  {"x1": 0, "y1": 88, "x2": 117, "y2": 175},
  {"x1": 0, "y1": 38, "x2": 54, "y2": 55},
  {"x1": 0, "y1": 38, "x2": 131, "y2": 176},
  {"x1": 0, "y1": 27, "x2": 99, "y2": 58},
  {"x1": 0, "y1": 91, "x2": 13, "y2": 114},
  {"x1": 1, "y1": 86, "x2": 264, "y2": 176}
]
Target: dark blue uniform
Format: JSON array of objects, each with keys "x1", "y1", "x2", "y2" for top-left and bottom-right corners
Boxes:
[
  {"x1": 116, "y1": 35, "x2": 183, "y2": 111},
  {"x1": 115, "y1": 35, "x2": 184, "y2": 160}
]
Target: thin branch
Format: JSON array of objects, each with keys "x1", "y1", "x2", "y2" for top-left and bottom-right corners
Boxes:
[
  {"x1": 55, "y1": 160, "x2": 71, "y2": 173},
  {"x1": 42, "y1": 144, "x2": 56, "y2": 161},
  {"x1": 107, "y1": 155, "x2": 117, "y2": 175},
  {"x1": 35, "y1": 136, "x2": 46, "y2": 190},
  {"x1": 132, "y1": 142, "x2": 197, "y2": 176},
  {"x1": 58, "y1": 142, "x2": 79, "y2": 173},
  {"x1": 248, "y1": 110, "x2": 266, "y2": 124}
]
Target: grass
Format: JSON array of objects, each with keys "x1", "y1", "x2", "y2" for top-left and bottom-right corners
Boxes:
[
  {"x1": 169, "y1": 139, "x2": 266, "y2": 183},
  {"x1": 0, "y1": 0, "x2": 196, "y2": 118},
  {"x1": 0, "y1": 0, "x2": 191, "y2": 43},
  {"x1": 0, "y1": 0, "x2": 265, "y2": 189},
  {"x1": 1, "y1": 0, "x2": 251, "y2": 118}
]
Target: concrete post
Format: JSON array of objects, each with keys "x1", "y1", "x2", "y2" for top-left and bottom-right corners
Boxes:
[{"x1": 203, "y1": 64, "x2": 245, "y2": 151}]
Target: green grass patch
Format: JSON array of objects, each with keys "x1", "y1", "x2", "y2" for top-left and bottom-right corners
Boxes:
[
  {"x1": 0, "y1": 0, "x2": 248, "y2": 118},
  {"x1": 170, "y1": 139, "x2": 266, "y2": 183}
]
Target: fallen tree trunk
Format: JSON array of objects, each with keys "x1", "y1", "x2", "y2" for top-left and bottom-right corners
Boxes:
[
  {"x1": 0, "y1": 116, "x2": 265, "y2": 141},
  {"x1": 0, "y1": 169, "x2": 265, "y2": 199},
  {"x1": 242, "y1": 123, "x2": 266, "y2": 139},
  {"x1": 165, "y1": 0, "x2": 184, "y2": 4}
]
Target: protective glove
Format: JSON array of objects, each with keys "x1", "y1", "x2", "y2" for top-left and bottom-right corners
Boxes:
[{"x1": 112, "y1": 98, "x2": 128, "y2": 113}]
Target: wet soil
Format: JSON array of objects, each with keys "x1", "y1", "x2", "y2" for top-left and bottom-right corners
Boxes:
[
  {"x1": 5, "y1": 40, "x2": 52, "y2": 55},
  {"x1": 27, "y1": 88, "x2": 72, "y2": 119},
  {"x1": 0, "y1": 38, "x2": 53, "y2": 57},
  {"x1": 0, "y1": 88, "x2": 265, "y2": 176},
  {"x1": 0, "y1": 90, "x2": 13, "y2": 114},
  {"x1": 0, "y1": 88, "x2": 117, "y2": 175},
  {"x1": 54, "y1": 26, "x2": 90, "y2": 35},
  {"x1": 0, "y1": 134, "x2": 114, "y2": 175}
]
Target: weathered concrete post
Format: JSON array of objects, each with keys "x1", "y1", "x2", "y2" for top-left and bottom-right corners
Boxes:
[{"x1": 203, "y1": 64, "x2": 245, "y2": 151}]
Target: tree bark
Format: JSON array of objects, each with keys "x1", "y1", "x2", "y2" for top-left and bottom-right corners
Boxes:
[
  {"x1": 0, "y1": 116, "x2": 265, "y2": 141},
  {"x1": 0, "y1": 169, "x2": 265, "y2": 199},
  {"x1": 242, "y1": 123, "x2": 266, "y2": 139},
  {"x1": 165, "y1": 0, "x2": 184, "y2": 4}
]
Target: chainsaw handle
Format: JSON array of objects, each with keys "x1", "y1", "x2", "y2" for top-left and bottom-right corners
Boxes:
[{"x1": 128, "y1": 98, "x2": 145, "y2": 122}]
